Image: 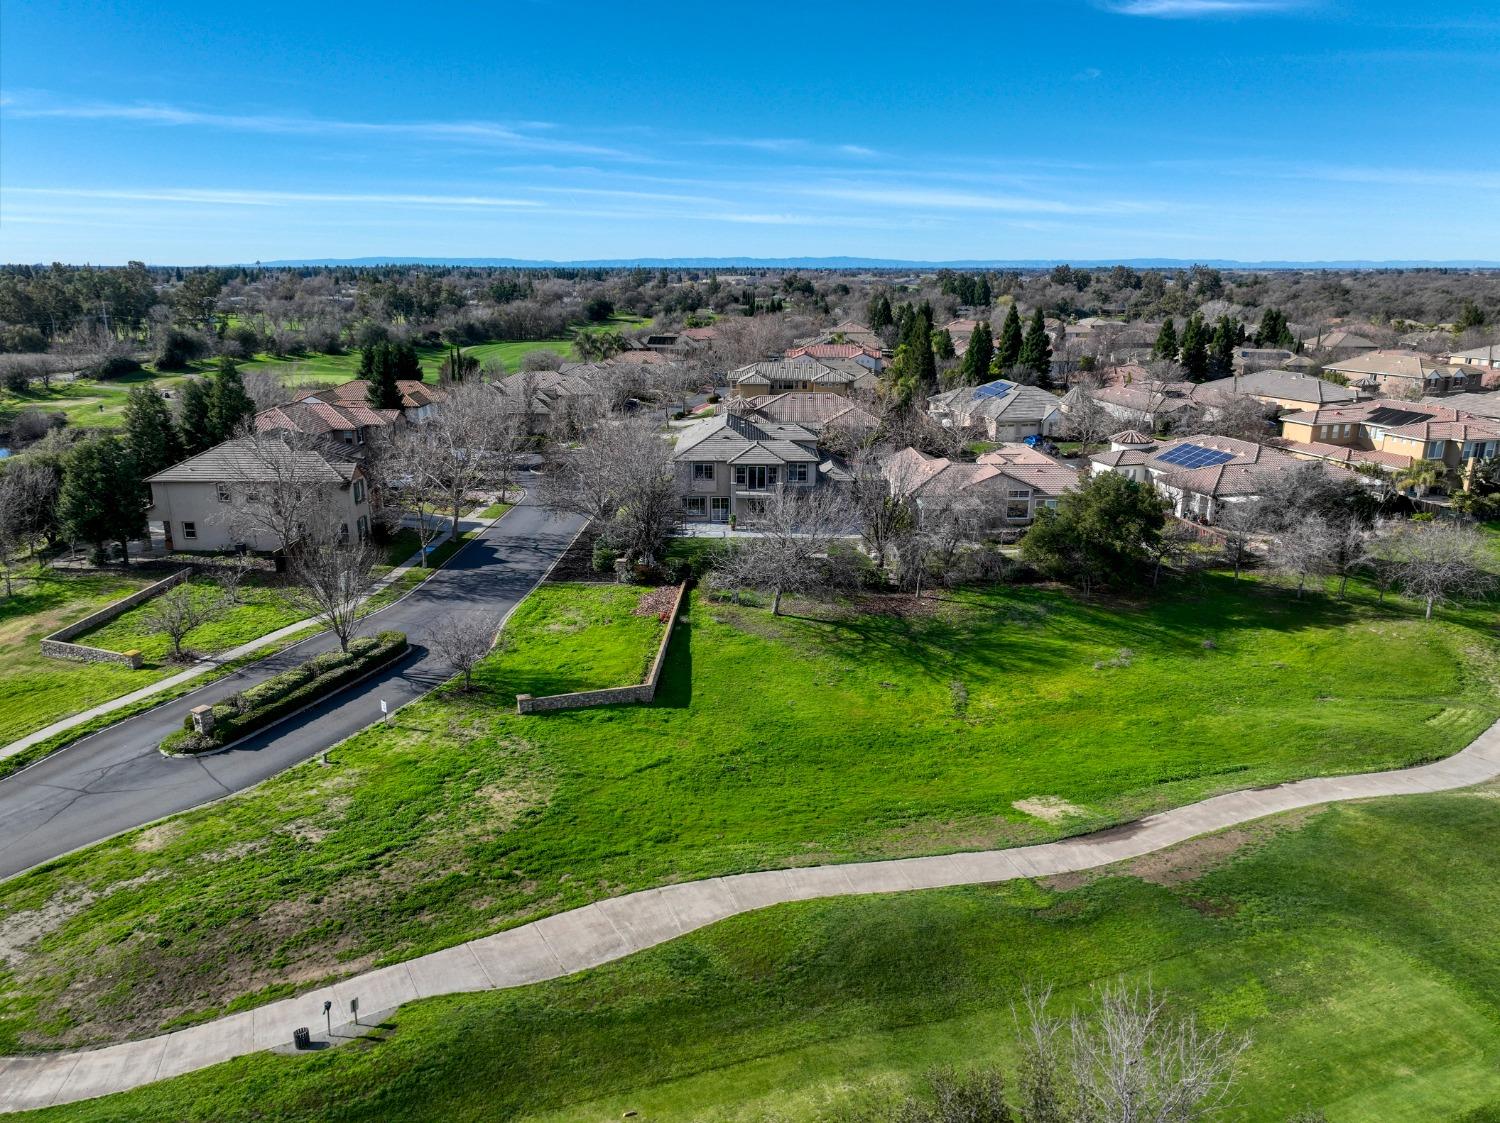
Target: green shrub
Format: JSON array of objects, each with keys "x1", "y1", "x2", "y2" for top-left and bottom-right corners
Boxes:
[
  {"x1": 591, "y1": 542, "x2": 619, "y2": 574},
  {"x1": 164, "y1": 631, "x2": 406, "y2": 755}
]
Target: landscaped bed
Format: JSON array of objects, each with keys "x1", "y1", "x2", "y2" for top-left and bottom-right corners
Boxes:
[
  {"x1": 159, "y1": 631, "x2": 408, "y2": 755},
  {"x1": 0, "y1": 574, "x2": 1496, "y2": 1056}
]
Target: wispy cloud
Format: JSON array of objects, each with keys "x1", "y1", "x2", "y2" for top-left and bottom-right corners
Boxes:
[
  {"x1": 1073, "y1": 67, "x2": 1103, "y2": 80},
  {"x1": 1104, "y1": 0, "x2": 1304, "y2": 17},
  {"x1": 1, "y1": 97, "x2": 633, "y2": 158},
  {"x1": 5, "y1": 186, "x2": 542, "y2": 208},
  {"x1": 796, "y1": 184, "x2": 1154, "y2": 215}
]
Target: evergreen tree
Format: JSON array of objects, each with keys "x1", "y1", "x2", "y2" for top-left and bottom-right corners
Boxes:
[
  {"x1": 1254, "y1": 307, "x2": 1295, "y2": 348},
  {"x1": 367, "y1": 343, "x2": 402, "y2": 410},
  {"x1": 123, "y1": 385, "x2": 183, "y2": 477},
  {"x1": 209, "y1": 356, "x2": 256, "y2": 441},
  {"x1": 1152, "y1": 318, "x2": 1179, "y2": 361},
  {"x1": 997, "y1": 304, "x2": 1024, "y2": 371},
  {"x1": 178, "y1": 377, "x2": 216, "y2": 455},
  {"x1": 59, "y1": 435, "x2": 147, "y2": 564},
  {"x1": 960, "y1": 321, "x2": 994, "y2": 386},
  {"x1": 392, "y1": 341, "x2": 423, "y2": 382},
  {"x1": 932, "y1": 328, "x2": 955, "y2": 362},
  {"x1": 1457, "y1": 301, "x2": 1486, "y2": 331},
  {"x1": 1179, "y1": 313, "x2": 1209, "y2": 381},
  {"x1": 1208, "y1": 315, "x2": 1239, "y2": 378},
  {"x1": 867, "y1": 292, "x2": 894, "y2": 331},
  {"x1": 356, "y1": 345, "x2": 377, "y2": 380},
  {"x1": 1019, "y1": 308, "x2": 1054, "y2": 387}
]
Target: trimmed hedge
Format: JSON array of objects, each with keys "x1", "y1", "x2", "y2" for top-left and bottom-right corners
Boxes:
[{"x1": 161, "y1": 631, "x2": 408, "y2": 755}]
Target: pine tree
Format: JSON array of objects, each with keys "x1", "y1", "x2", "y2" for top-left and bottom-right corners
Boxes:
[
  {"x1": 1152, "y1": 319, "x2": 1179, "y2": 361},
  {"x1": 867, "y1": 292, "x2": 894, "y2": 331},
  {"x1": 392, "y1": 341, "x2": 423, "y2": 382},
  {"x1": 1179, "y1": 313, "x2": 1209, "y2": 381},
  {"x1": 932, "y1": 328, "x2": 955, "y2": 362},
  {"x1": 209, "y1": 356, "x2": 256, "y2": 441},
  {"x1": 178, "y1": 377, "x2": 216, "y2": 455},
  {"x1": 961, "y1": 321, "x2": 994, "y2": 386},
  {"x1": 123, "y1": 385, "x2": 183, "y2": 477},
  {"x1": 1019, "y1": 308, "x2": 1053, "y2": 387},
  {"x1": 367, "y1": 343, "x2": 402, "y2": 410},
  {"x1": 59, "y1": 435, "x2": 147, "y2": 564},
  {"x1": 997, "y1": 304, "x2": 1024, "y2": 371}
]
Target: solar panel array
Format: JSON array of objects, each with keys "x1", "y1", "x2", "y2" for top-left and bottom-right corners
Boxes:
[
  {"x1": 973, "y1": 381, "x2": 1015, "y2": 401},
  {"x1": 1156, "y1": 443, "x2": 1237, "y2": 470},
  {"x1": 1364, "y1": 406, "x2": 1429, "y2": 428}
]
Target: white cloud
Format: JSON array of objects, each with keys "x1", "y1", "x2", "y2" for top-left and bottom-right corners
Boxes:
[
  {"x1": 837, "y1": 144, "x2": 881, "y2": 157},
  {"x1": 0, "y1": 98, "x2": 632, "y2": 159},
  {"x1": 796, "y1": 184, "x2": 1154, "y2": 215},
  {"x1": 1104, "y1": 0, "x2": 1303, "y2": 16},
  {"x1": 5, "y1": 187, "x2": 542, "y2": 208}
]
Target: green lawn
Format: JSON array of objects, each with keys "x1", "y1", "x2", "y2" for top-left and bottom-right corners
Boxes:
[
  {"x1": 71, "y1": 575, "x2": 304, "y2": 664},
  {"x1": 1, "y1": 576, "x2": 1495, "y2": 1054},
  {"x1": 19, "y1": 789, "x2": 1500, "y2": 1123},
  {"x1": 0, "y1": 369, "x2": 195, "y2": 433}
]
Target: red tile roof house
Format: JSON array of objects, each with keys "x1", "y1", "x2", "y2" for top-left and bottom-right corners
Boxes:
[
  {"x1": 1277, "y1": 398, "x2": 1500, "y2": 484},
  {"x1": 731, "y1": 392, "x2": 880, "y2": 441},
  {"x1": 254, "y1": 398, "x2": 402, "y2": 450},
  {"x1": 294, "y1": 379, "x2": 448, "y2": 422},
  {"x1": 882, "y1": 444, "x2": 1080, "y2": 540},
  {"x1": 783, "y1": 342, "x2": 885, "y2": 371},
  {"x1": 1088, "y1": 431, "x2": 1359, "y2": 523}
]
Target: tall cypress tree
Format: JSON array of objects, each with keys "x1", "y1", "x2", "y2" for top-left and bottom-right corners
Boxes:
[
  {"x1": 367, "y1": 342, "x2": 402, "y2": 410},
  {"x1": 1208, "y1": 315, "x2": 1239, "y2": 378},
  {"x1": 209, "y1": 356, "x2": 256, "y2": 441},
  {"x1": 1019, "y1": 308, "x2": 1054, "y2": 387},
  {"x1": 1179, "y1": 313, "x2": 1209, "y2": 381},
  {"x1": 997, "y1": 304, "x2": 1024, "y2": 371},
  {"x1": 178, "y1": 377, "x2": 216, "y2": 455},
  {"x1": 59, "y1": 435, "x2": 147, "y2": 564},
  {"x1": 961, "y1": 321, "x2": 994, "y2": 386},
  {"x1": 1152, "y1": 319, "x2": 1179, "y2": 361},
  {"x1": 123, "y1": 385, "x2": 183, "y2": 477}
]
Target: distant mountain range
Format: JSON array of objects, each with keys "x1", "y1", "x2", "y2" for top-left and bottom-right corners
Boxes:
[{"x1": 243, "y1": 255, "x2": 1500, "y2": 270}]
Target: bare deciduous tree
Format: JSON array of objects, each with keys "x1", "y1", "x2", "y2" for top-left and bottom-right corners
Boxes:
[
  {"x1": 141, "y1": 581, "x2": 226, "y2": 660},
  {"x1": 709, "y1": 484, "x2": 850, "y2": 614},
  {"x1": 430, "y1": 610, "x2": 499, "y2": 691},
  {"x1": 222, "y1": 430, "x2": 352, "y2": 553},
  {"x1": 288, "y1": 515, "x2": 380, "y2": 651},
  {"x1": 1268, "y1": 513, "x2": 1337, "y2": 597},
  {"x1": 539, "y1": 414, "x2": 679, "y2": 563},
  {"x1": 1061, "y1": 384, "x2": 1115, "y2": 453},
  {"x1": 408, "y1": 381, "x2": 522, "y2": 537},
  {"x1": 0, "y1": 463, "x2": 55, "y2": 596},
  {"x1": 1392, "y1": 519, "x2": 1491, "y2": 619}
]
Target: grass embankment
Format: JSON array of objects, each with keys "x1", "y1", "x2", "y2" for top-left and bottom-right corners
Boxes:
[
  {"x1": 0, "y1": 576, "x2": 1494, "y2": 1053},
  {"x1": 0, "y1": 572, "x2": 306, "y2": 748},
  {"x1": 20, "y1": 790, "x2": 1500, "y2": 1123}
]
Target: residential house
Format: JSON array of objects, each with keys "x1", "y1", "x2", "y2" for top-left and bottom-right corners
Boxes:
[
  {"x1": 801, "y1": 319, "x2": 887, "y2": 352},
  {"x1": 732, "y1": 392, "x2": 880, "y2": 442},
  {"x1": 1231, "y1": 347, "x2": 1299, "y2": 374},
  {"x1": 1278, "y1": 398, "x2": 1500, "y2": 479},
  {"x1": 491, "y1": 366, "x2": 614, "y2": 433},
  {"x1": 671, "y1": 412, "x2": 845, "y2": 524},
  {"x1": 926, "y1": 378, "x2": 1063, "y2": 442},
  {"x1": 145, "y1": 438, "x2": 372, "y2": 553},
  {"x1": 253, "y1": 399, "x2": 401, "y2": 450},
  {"x1": 1084, "y1": 376, "x2": 1221, "y2": 433},
  {"x1": 1444, "y1": 343, "x2": 1500, "y2": 372},
  {"x1": 295, "y1": 379, "x2": 447, "y2": 422},
  {"x1": 1318, "y1": 350, "x2": 1479, "y2": 398},
  {"x1": 1301, "y1": 327, "x2": 1379, "y2": 360},
  {"x1": 728, "y1": 356, "x2": 860, "y2": 398},
  {"x1": 783, "y1": 342, "x2": 885, "y2": 371},
  {"x1": 882, "y1": 444, "x2": 1079, "y2": 539},
  {"x1": 1089, "y1": 432, "x2": 1356, "y2": 522},
  {"x1": 1196, "y1": 369, "x2": 1360, "y2": 413}
]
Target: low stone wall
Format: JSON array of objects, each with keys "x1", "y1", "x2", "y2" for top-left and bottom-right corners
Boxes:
[
  {"x1": 40, "y1": 568, "x2": 196, "y2": 669},
  {"x1": 516, "y1": 582, "x2": 688, "y2": 715}
]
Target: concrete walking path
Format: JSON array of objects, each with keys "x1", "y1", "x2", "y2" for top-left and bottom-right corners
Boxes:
[
  {"x1": 4, "y1": 719, "x2": 1499, "y2": 1113},
  {"x1": 0, "y1": 501, "x2": 512, "y2": 767}
]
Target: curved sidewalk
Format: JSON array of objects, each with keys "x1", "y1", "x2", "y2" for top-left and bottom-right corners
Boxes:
[{"x1": 4, "y1": 722, "x2": 1499, "y2": 1113}]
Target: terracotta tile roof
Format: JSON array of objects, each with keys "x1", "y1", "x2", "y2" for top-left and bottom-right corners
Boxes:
[
  {"x1": 296, "y1": 379, "x2": 447, "y2": 411},
  {"x1": 884, "y1": 446, "x2": 1078, "y2": 500},
  {"x1": 740, "y1": 392, "x2": 879, "y2": 432},
  {"x1": 785, "y1": 343, "x2": 882, "y2": 360},
  {"x1": 1270, "y1": 438, "x2": 1411, "y2": 470}
]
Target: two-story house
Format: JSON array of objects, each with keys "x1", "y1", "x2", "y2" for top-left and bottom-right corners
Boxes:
[
  {"x1": 728, "y1": 357, "x2": 865, "y2": 398},
  {"x1": 927, "y1": 378, "x2": 1064, "y2": 442},
  {"x1": 671, "y1": 412, "x2": 843, "y2": 524},
  {"x1": 883, "y1": 444, "x2": 1079, "y2": 539},
  {"x1": 1278, "y1": 398, "x2": 1500, "y2": 478}
]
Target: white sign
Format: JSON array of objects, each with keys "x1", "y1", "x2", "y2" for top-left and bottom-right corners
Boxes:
[{"x1": 379, "y1": 699, "x2": 388, "y2": 715}]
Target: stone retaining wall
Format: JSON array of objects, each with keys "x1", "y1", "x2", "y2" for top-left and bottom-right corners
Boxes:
[
  {"x1": 516, "y1": 582, "x2": 687, "y2": 715},
  {"x1": 40, "y1": 568, "x2": 196, "y2": 669}
]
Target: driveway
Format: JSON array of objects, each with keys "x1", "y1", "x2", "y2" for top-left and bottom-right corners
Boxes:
[{"x1": 0, "y1": 498, "x2": 586, "y2": 882}]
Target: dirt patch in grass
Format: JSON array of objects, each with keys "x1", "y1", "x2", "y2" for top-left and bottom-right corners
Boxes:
[
  {"x1": 132, "y1": 822, "x2": 183, "y2": 852},
  {"x1": 634, "y1": 586, "x2": 678, "y2": 618},
  {"x1": 1013, "y1": 797, "x2": 1087, "y2": 823},
  {"x1": 0, "y1": 890, "x2": 99, "y2": 969}
]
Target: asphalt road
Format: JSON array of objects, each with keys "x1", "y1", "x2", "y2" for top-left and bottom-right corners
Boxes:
[{"x1": 0, "y1": 498, "x2": 586, "y2": 882}]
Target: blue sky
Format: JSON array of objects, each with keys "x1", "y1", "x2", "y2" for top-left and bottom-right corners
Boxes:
[{"x1": 1, "y1": 0, "x2": 1497, "y2": 264}]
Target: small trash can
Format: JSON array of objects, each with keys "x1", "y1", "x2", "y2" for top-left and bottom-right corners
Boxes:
[{"x1": 293, "y1": 1026, "x2": 312, "y2": 1050}]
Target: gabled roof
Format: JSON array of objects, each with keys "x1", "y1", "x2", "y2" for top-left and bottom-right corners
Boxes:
[
  {"x1": 730, "y1": 357, "x2": 857, "y2": 387},
  {"x1": 1198, "y1": 369, "x2": 1358, "y2": 406},
  {"x1": 672, "y1": 412, "x2": 819, "y2": 464},
  {"x1": 739, "y1": 392, "x2": 879, "y2": 432},
  {"x1": 1270, "y1": 437, "x2": 1411, "y2": 470},
  {"x1": 1321, "y1": 350, "x2": 1452, "y2": 380},
  {"x1": 785, "y1": 343, "x2": 882, "y2": 361},
  {"x1": 1111, "y1": 433, "x2": 1355, "y2": 498},
  {"x1": 147, "y1": 438, "x2": 359, "y2": 485},
  {"x1": 296, "y1": 379, "x2": 447, "y2": 411},
  {"x1": 1280, "y1": 397, "x2": 1500, "y2": 441},
  {"x1": 927, "y1": 379, "x2": 1062, "y2": 423},
  {"x1": 884, "y1": 445, "x2": 1079, "y2": 500}
]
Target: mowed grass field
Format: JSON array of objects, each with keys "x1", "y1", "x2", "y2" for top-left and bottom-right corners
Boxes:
[
  {"x1": 20, "y1": 789, "x2": 1500, "y2": 1123},
  {"x1": 2, "y1": 575, "x2": 1495, "y2": 1054},
  {"x1": 0, "y1": 369, "x2": 195, "y2": 433}
]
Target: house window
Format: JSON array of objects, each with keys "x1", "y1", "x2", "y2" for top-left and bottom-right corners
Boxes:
[
  {"x1": 693, "y1": 463, "x2": 715, "y2": 481},
  {"x1": 710, "y1": 497, "x2": 730, "y2": 522},
  {"x1": 216, "y1": 482, "x2": 230, "y2": 503},
  {"x1": 356, "y1": 515, "x2": 369, "y2": 541},
  {"x1": 1342, "y1": 424, "x2": 1351, "y2": 436},
  {"x1": 353, "y1": 480, "x2": 366, "y2": 504},
  {"x1": 683, "y1": 496, "x2": 707, "y2": 517},
  {"x1": 1006, "y1": 502, "x2": 1030, "y2": 520},
  {"x1": 1044, "y1": 499, "x2": 1059, "y2": 509},
  {"x1": 1007, "y1": 489, "x2": 1029, "y2": 499},
  {"x1": 1431, "y1": 440, "x2": 1446, "y2": 457},
  {"x1": 736, "y1": 465, "x2": 774, "y2": 490},
  {"x1": 182, "y1": 521, "x2": 197, "y2": 540},
  {"x1": 787, "y1": 464, "x2": 808, "y2": 483}
]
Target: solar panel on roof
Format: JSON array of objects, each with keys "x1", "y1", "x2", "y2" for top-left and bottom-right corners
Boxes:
[
  {"x1": 973, "y1": 382, "x2": 1014, "y2": 400},
  {"x1": 1157, "y1": 443, "x2": 1236, "y2": 470},
  {"x1": 1364, "y1": 406, "x2": 1429, "y2": 427}
]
